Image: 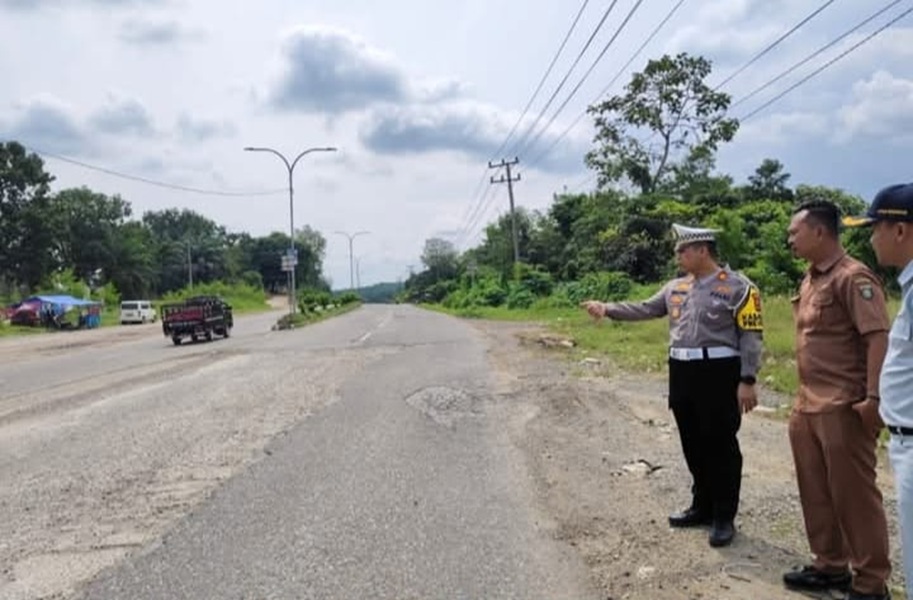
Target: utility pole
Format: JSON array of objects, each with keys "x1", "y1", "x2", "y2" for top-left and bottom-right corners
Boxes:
[
  {"x1": 355, "y1": 257, "x2": 361, "y2": 290},
  {"x1": 334, "y1": 230, "x2": 370, "y2": 291},
  {"x1": 467, "y1": 259, "x2": 478, "y2": 288},
  {"x1": 187, "y1": 244, "x2": 193, "y2": 290},
  {"x1": 489, "y1": 157, "x2": 521, "y2": 266}
]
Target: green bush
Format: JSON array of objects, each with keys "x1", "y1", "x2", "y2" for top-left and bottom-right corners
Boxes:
[
  {"x1": 240, "y1": 270, "x2": 264, "y2": 290},
  {"x1": 506, "y1": 285, "x2": 535, "y2": 309},
  {"x1": 299, "y1": 289, "x2": 333, "y2": 313},
  {"x1": 335, "y1": 291, "x2": 361, "y2": 305},
  {"x1": 532, "y1": 290, "x2": 576, "y2": 310},
  {"x1": 561, "y1": 271, "x2": 634, "y2": 304},
  {"x1": 514, "y1": 263, "x2": 554, "y2": 296}
]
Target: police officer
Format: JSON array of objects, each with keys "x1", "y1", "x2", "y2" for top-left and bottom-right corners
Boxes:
[{"x1": 582, "y1": 223, "x2": 763, "y2": 547}]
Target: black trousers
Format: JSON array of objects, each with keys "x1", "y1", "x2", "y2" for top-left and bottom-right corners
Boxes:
[{"x1": 668, "y1": 356, "x2": 743, "y2": 522}]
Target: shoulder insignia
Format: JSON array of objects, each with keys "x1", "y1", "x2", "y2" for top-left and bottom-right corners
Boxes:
[
  {"x1": 674, "y1": 281, "x2": 692, "y2": 292},
  {"x1": 735, "y1": 284, "x2": 763, "y2": 331}
]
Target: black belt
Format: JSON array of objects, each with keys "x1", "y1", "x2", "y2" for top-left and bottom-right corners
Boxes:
[{"x1": 887, "y1": 425, "x2": 913, "y2": 436}]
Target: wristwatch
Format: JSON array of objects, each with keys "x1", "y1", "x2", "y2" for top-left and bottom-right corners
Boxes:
[{"x1": 740, "y1": 375, "x2": 757, "y2": 385}]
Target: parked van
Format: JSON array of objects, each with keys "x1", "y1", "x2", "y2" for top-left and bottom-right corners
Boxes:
[{"x1": 120, "y1": 300, "x2": 156, "y2": 324}]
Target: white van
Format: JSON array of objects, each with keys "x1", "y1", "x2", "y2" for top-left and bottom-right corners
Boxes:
[{"x1": 120, "y1": 300, "x2": 156, "y2": 324}]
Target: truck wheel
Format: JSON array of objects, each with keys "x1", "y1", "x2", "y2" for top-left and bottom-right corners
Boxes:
[
  {"x1": 205, "y1": 330, "x2": 213, "y2": 341},
  {"x1": 172, "y1": 336, "x2": 181, "y2": 346}
]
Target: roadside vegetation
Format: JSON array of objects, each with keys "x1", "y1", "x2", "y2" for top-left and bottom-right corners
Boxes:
[{"x1": 400, "y1": 52, "x2": 897, "y2": 405}]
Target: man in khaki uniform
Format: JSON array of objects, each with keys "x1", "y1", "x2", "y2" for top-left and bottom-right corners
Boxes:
[
  {"x1": 582, "y1": 223, "x2": 763, "y2": 548},
  {"x1": 784, "y1": 199, "x2": 892, "y2": 600}
]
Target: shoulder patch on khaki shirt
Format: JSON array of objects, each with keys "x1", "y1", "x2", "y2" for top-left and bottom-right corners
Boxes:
[{"x1": 736, "y1": 284, "x2": 764, "y2": 331}]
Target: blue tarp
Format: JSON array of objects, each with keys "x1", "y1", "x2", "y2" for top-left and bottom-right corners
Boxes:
[{"x1": 24, "y1": 295, "x2": 100, "y2": 307}]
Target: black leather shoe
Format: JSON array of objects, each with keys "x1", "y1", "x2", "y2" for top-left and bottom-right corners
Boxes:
[
  {"x1": 708, "y1": 520, "x2": 735, "y2": 547},
  {"x1": 846, "y1": 588, "x2": 891, "y2": 600},
  {"x1": 668, "y1": 507, "x2": 712, "y2": 528},
  {"x1": 782, "y1": 565, "x2": 851, "y2": 591}
]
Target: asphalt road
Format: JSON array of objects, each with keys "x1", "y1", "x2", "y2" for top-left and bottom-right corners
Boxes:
[{"x1": 1, "y1": 305, "x2": 598, "y2": 600}]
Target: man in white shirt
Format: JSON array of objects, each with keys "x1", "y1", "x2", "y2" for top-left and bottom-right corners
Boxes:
[{"x1": 845, "y1": 182, "x2": 913, "y2": 600}]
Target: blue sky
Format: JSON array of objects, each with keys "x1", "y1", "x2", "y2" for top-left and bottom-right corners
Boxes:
[{"x1": 0, "y1": 0, "x2": 909, "y2": 287}]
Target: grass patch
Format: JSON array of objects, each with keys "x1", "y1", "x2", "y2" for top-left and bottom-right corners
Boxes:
[
  {"x1": 157, "y1": 282, "x2": 269, "y2": 314},
  {"x1": 275, "y1": 302, "x2": 361, "y2": 329},
  {"x1": 434, "y1": 295, "x2": 902, "y2": 398}
]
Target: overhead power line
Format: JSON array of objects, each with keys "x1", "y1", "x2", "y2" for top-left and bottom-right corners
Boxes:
[
  {"x1": 528, "y1": 0, "x2": 687, "y2": 169},
  {"x1": 7, "y1": 142, "x2": 287, "y2": 197},
  {"x1": 740, "y1": 4, "x2": 913, "y2": 121},
  {"x1": 518, "y1": 0, "x2": 646, "y2": 160},
  {"x1": 732, "y1": 0, "x2": 904, "y2": 109},
  {"x1": 508, "y1": 0, "x2": 622, "y2": 156},
  {"x1": 494, "y1": 0, "x2": 592, "y2": 159},
  {"x1": 454, "y1": 0, "x2": 591, "y2": 247},
  {"x1": 713, "y1": 0, "x2": 836, "y2": 90}
]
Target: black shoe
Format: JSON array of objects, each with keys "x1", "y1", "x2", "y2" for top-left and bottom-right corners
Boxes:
[
  {"x1": 782, "y1": 565, "x2": 851, "y2": 591},
  {"x1": 708, "y1": 520, "x2": 735, "y2": 547},
  {"x1": 668, "y1": 507, "x2": 712, "y2": 528},
  {"x1": 846, "y1": 588, "x2": 891, "y2": 600}
]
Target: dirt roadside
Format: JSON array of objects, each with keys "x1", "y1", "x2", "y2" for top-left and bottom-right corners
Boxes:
[{"x1": 473, "y1": 319, "x2": 906, "y2": 600}]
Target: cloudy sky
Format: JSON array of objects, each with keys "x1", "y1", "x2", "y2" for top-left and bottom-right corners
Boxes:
[{"x1": 0, "y1": 0, "x2": 909, "y2": 288}]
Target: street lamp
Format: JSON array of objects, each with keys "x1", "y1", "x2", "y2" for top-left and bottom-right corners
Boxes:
[
  {"x1": 334, "y1": 230, "x2": 370, "y2": 291},
  {"x1": 244, "y1": 145, "x2": 337, "y2": 315}
]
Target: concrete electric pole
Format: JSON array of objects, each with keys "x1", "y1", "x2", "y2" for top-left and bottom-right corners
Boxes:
[{"x1": 488, "y1": 157, "x2": 521, "y2": 267}]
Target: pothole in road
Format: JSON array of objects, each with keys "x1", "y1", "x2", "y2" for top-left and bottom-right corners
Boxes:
[{"x1": 404, "y1": 386, "x2": 483, "y2": 428}]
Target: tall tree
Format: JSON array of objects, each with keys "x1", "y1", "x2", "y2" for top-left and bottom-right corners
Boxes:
[
  {"x1": 585, "y1": 53, "x2": 738, "y2": 195},
  {"x1": 294, "y1": 225, "x2": 328, "y2": 290},
  {"x1": 142, "y1": 208, "x2": 228, "y2": 292},
  {"x1": 52, "y1": 187, "x2": 133, "y2": 282},
  {"x1": 0, "y1": 142, "x2": 55, "y2": 291},
  {"x1": 744, "y1": 158, "x2": 794, "y2": 202},
  {"x1": 420, "y1": 237, "x2": 459, "y2": 281}
]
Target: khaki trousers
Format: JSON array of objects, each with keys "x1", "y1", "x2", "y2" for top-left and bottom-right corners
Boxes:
[{"x1": 788, "y1": 408, "x2": 891, "y2": 595}]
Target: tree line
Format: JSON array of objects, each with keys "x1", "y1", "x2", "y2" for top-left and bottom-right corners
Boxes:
[
  {"x1": 0, "y1": 141, "x2": 330, "y2": 304},
  {"x1": 404, "y1": 53, "x2": 882, "y2": 308}
]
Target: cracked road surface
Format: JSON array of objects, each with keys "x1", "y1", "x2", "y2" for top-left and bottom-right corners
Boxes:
[{"x1": 1, "y1": 305, "x2": 598, "y2": 600}]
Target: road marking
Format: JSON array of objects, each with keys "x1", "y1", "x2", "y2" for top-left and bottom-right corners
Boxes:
[{"x1": 356, "y1": 332, "x2": 372, "y2": 344}]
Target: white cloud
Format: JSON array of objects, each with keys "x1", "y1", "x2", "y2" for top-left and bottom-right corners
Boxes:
[
  {"x1": 175, "y1": 114, "x2": 236, "y2": 142},
  {"x1": 0, "y1": 95, "x2": 89, "y2": 155},
  {"x1": 268, "y1": 25, "x2": 409, "y2": 114},
  {"x1": 837, "y1": 70, "x2": 913, "y2": 142},
  {"x1": 360, "y1": 100, "x2": 587, "y2": 173},
  {"x1": 89, "y1": 94, "x2": 156, "y2": 136},
  {"x1": 738, "y1": 110, "x2": 830, "y2": 145},
  {"x1": 0, "y1": 0, "x2": 165, "y2": 9},
  {"x1": 119, "y1": 19, "x2": 205, "y2": 45}
]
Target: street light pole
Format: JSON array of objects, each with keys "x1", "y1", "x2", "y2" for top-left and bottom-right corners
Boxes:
[
  {"x1": 244, "y1": 146, "x2": 337, "y2": 315},
  {"x1": 334, "y1": 230, "x2": 370, "y2": 291}
]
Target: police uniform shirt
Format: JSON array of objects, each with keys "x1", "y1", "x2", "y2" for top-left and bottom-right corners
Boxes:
[{"x1": 603, "y1": 266, "x2": 763, "y2": 378}]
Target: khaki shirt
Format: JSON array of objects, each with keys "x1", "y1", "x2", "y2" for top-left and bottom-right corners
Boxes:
[
  {"x1": 603, "y1": 266, "x2": 763, "y2": 377},
  {"x1": 793, "y1": 252, "x2": 889, "y2": 412}
]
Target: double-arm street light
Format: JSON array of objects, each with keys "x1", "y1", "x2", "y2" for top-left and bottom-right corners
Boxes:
[
  {"x1": 244, "y1": 145, "x2": 337, "y2": 314},
  {"x1": 334, "y1": 230, "x2": 370, "y2": 291}
]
